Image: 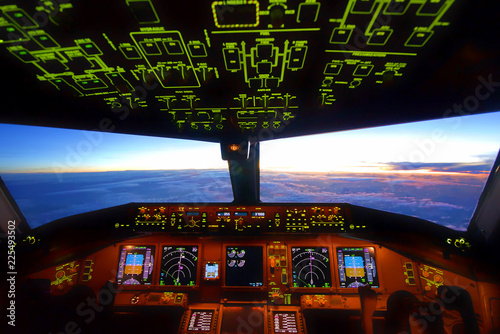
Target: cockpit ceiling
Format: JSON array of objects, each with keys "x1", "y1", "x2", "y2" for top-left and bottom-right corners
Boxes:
[{"x1": 1, "y1": 0, "x2": 499, "y2": 142}]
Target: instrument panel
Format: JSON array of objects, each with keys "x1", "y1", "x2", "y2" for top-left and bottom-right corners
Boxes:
[
  {"x1": 113, "y1": 241, "x2": 379, "y2": 292},
  {"x1": 21, "y1": 203, "x2": 489, "y2": 334}
]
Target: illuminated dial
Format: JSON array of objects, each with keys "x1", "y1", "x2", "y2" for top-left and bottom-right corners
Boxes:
[
  {"x1": 160, "y1": 246, "x2": 198, "y2": 286},
  {"x1": 291, "y1": 247, "x2": 332, "y2": 288}
]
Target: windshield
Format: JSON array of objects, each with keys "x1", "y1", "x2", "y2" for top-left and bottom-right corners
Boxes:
[
  {"x1": 261, "y1": 111, "x2": 500, "y2": 231},
  {"x1": 0, "y1": 125, "x2": 232, "y2": 228}
]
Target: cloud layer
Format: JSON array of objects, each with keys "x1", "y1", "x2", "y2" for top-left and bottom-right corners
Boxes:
[{"x1": 2, "y1": 165, "x2": 489, "y2": 231}]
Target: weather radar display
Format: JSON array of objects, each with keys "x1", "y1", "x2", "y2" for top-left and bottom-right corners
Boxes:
[
  {"x1": 291, "y1": 247, "x2": 332, "y2": 288},
  {"x1": 116, "y1": 245, "x2": 155, "y2": 285},
  {"x1": 160, "y1": 246, "x2": 199, "y2": 286},
  {"x1": 337, "y1": 247, "x2": 379, "y2": 288}
]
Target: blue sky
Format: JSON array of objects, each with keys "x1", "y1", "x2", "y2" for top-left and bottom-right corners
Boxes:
[
  {"x1": 0, "y1": 111, "x2": 499, "y2": 173},
  {"x1": 0, "y1": 125, "x2": 226, "y2": 172}
]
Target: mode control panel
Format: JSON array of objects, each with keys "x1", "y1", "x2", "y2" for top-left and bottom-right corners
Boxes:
[{"x1": 122, "y1": 203, "x2": 356, "y2": 233}]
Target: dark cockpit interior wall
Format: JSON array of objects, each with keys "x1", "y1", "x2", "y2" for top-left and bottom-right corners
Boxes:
[{"x1": 1, "y1": 0, "x2": 500, "y2": 333}]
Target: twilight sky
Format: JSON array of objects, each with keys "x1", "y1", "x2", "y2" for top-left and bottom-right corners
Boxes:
[{"x1": 0, "y1": 111, "x2": 499, "y2": 174}]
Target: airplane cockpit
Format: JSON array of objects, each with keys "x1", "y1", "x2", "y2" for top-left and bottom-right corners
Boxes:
[{"x1": 1, "y1": 1, "x2": 500, "y2": 333}]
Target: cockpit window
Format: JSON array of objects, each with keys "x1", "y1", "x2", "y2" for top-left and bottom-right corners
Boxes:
[
  {"x1": 0, "y1": 125, "x2": 232, "y2": 228},
  {"x1": 260, "y1": 111, "x2": 500, "y2": 231}
]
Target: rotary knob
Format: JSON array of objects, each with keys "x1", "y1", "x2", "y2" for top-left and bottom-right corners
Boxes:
[{"x1": 270, "y1": 5, "x2": 285, "y2": 28}]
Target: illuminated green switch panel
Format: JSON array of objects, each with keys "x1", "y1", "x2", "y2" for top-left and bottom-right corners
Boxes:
[
  {"x1": 353, "y1": 64, "x2": 374, "y2": 76},
  {"x1": 288, "y1": 46, "x2": 307, "y2": 70},
  {"x1": 249, "y1": 78, "x2": 262, "y2": 89},
  {"x1": 351, "y1": 0, "x2": 377, "y2": 14},
  {"x1": 10, "y1": 48, "x2": 37, "y2": 62},
  {"x1": 323, "y1": 63, "x2": 342, "y2": 76},
  {"x1": 418, "y1": 0, "x2": 446, "y2": 15},
  {"x1": 126, "y1": 0, "x2": 160, "y2": 24},
  {"x1": 188, "y1": 43, "x2": 207, "y2": 57},
  {"x1": 32, "y1": 33, "x2": 60, "y2": 49},
  {"x1": 76, "y1": 79, "x2": 108, "y2": 90},
  {"x1": 49, "y1": 78, "x2": 81, "y2": 96},
  {"x1": 0, "y1": 25, "x2": 29, "y2": 43},
  {"x1": 405, "y1": 31, "x2": 434, "y2": 47},
  {"x1": 330, "y1": 28, "x2": 353, "y2": 44},
  {"x1": 140, "y1": 41, "x2": 162, "y2": 55},
  {"x1": 223, "y1": 48, "x2": 241, "y2": 71},
  {"x1": 163, "y1": 40, "x2": 184, "y2": 55},
  {"x1": 257, "y1": 61, "x2": 272, "y2": 74},
  {"x1": 39, "y1": 59, "x2": 67, "y2": 73},
  {"x1": 256, "y1": 44, "x2": 273, "y2": 60},
  {"x1": 296, "y1": 2, "x2": 320, "y2": 23},
  {"x1": 106, "y1": 73, "x2": 133, "y2": 93},
  {"x1": 367, "y1": 29, "x2": 393, "y2": 45},
  {"x1": 384, "y1": 0, "x2": 411, "y2": 14},
  {"x1": 4, "y1": 9, "x2": 38, "y2": 29},
  {"x1": 265, "y1": 77, "x2": 279, "y2": 88},
  {"x1": 78, "y1": 42, "x2": 103, "y2": 56},
  {"x1": 119, "y1": 45, "x2": 142, "y2": 59}
]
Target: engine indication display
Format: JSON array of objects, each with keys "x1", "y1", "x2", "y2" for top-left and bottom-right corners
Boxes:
[
  {"x1": 117, "y1": 245, "x2": 155, "y2": 285},
  {"x1": 291, "y1": 247, "x2": 332, "y2": 288},
  {"x1": 273, "y1": 311, "x2": 298, "y2": 334},
  {"x1": 187, "y1": 310, "x2": 214, "y2": 332},
  {"x1": 337, "y1": 247, "x2": 379, "y2": 288},
  {"x1": 160, "y1": 246, "x2": 198, "y2": 286},
  {"x1": 225, "y1": 246, "x2": 263, "y2": 287}
]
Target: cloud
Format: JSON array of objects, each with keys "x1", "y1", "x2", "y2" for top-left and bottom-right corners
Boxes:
[
  {"x1": 383, "y1": 161, "x2": 493, "y2": 174},
  {"x1": 3, "y1": 169, "x2": 485, "y2": 231},
  {"x1": 262, "y1": 170, "x2": 484, "y2": 231}
]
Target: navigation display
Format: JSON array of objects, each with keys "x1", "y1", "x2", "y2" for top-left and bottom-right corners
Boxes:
[
  {"x1": 272, "y1": 311, "x2": 298, "y2": 334},
  {"x1": 116, "y1": 245, "x2": 155, "y2": 285},
  {"x1": 291, "y1": 247, "x2": 332, "y2": 288},
  {"x1": 225, "y1": 246, "x2": 263, "y2": 287},
  {"x1": 187, "y1": 310, "x2": 214, "y2": 332},
  {"x1": 160, "y1": 245, "x2": 198, "y2": 286},
  {"x1": 337, "y1": 247, "x2": 379, "y2": 288}
]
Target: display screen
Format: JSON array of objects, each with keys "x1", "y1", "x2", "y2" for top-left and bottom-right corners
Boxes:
[
  {"x1": 217, "y1": 212, "x2": 231, "y2": 217},
  {"x1": 204, "y1": 262, "x2": 219, "y2": 279},
  {"x1": 234, "y1": 211, "x2": 248, "y2": 216},
  {"x1": 116, "y1": 245, "x2": 155, "y2": 285},
  {"x1": 272, "y1": 311, "x2": 298, "y2": 334},
  {"x1": 160, "y1": 246, "x2": 198, "y2": 286},
  {"x1": 291, "y1": 247, "x2": 332, "y2": 288},
  {"x1": 187, "y1": 310, "x2": 214, "y2": 332},
  {"x1": 225, "y1": 246, "x2": 263, "y2": 287},
  {"x1": 337, "y1": 247, "x2": 379, "y2": 288},
  {"x1": 252, "y1": 212, "x2": 266, "y2": 217}
]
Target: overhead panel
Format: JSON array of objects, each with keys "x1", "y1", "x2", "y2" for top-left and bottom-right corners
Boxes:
[{"x1": 0, "y1": 0, "x2": 485, "y2": 141}]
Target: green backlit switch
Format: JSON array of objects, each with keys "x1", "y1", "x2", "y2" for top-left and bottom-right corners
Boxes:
[{"x1": 330, "y1": 28, "x2": 353, "y2": 44}]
